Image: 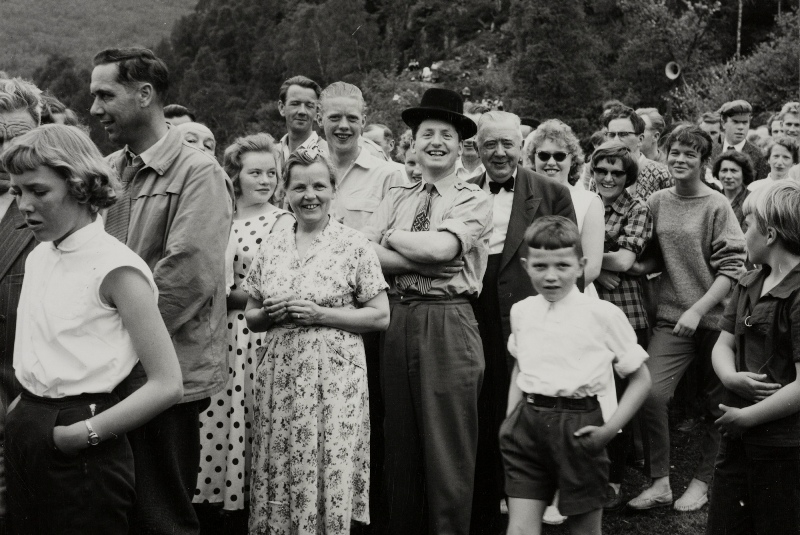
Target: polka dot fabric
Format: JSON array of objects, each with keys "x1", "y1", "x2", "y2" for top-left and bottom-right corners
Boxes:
[{"x1": 194, "y1": 208, "x2": 287, "y2": 510}]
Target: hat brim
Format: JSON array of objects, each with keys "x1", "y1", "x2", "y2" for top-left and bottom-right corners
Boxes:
[{"x1": 402, "y1": 108, "x2": 478, "y2": 139}]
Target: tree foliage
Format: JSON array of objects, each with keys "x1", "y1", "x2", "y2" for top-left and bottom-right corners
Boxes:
[{"x1": 12, "y1": 0, "x2": 792, "y2": 153}]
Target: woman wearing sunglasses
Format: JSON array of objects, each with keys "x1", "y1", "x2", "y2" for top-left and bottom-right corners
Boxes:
[
  {"x1": 526, "y1": 119, "x2": 605, "y2": 525},
  {"x1": 528, "y1": 120, "x2": 604, "y2": 294}
]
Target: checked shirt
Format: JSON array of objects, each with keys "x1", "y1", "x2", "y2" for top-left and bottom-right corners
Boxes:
[{"x1": 596, "y1": 190, "x2": 653, "y2": 330}]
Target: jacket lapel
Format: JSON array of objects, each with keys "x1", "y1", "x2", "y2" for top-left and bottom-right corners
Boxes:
[
  {"x1": 0, "y1": 202, "x2": 35, "y2": 281},
  {"x1": 501, "y1": 168, "x2": 540, "y2": 271}
]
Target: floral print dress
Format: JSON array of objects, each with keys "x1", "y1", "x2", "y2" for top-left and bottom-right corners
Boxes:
[
  {"x1": 242, "y1": 219, "x2": 388, "y2": 534},
  {"x1": 195, "y1": 208, "x2": 287, "y2": 509}
]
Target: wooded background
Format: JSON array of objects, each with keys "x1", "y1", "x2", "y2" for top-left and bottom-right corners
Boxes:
[{"x1": 3, "y1": 0, "x2": 796, "y2": 154}]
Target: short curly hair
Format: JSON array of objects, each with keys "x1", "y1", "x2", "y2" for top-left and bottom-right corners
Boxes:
[
  {"x1": 0, "y1": 77, "x2": 42, "y2": 125},
  {"x1": 222, "y1": 133, "x2": 280, "y2": 198},
  {"x1": 528, "y1": 119, "x2": 584, "y2": 184},
  {"x1": 768, "y1": 134, "x2": 800, "y2": 164},
  {"x1": 0, "y1": 124, "x2": 117, "y2": 212},
  {"x1": 711, "y1": 150, "x2": 755, "y2": 186},
  {"x1": 282, "y1": 146, "x2": 337, "y2": 192}
]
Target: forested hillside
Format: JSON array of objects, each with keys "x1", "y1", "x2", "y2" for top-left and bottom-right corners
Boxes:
[
  {"x1": 7, "y1": 0, "x2": 797, "y2": 153},
  {"x1": 0, "y1": 0, "x2": 195, "y2": 76}
]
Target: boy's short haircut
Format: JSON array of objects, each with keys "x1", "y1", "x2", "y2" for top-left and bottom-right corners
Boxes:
[
  {"x1": 768, "y1": 134, "x2": 800, "y2": 164},
  {"x1": 163, "y1": 104, "x2": 195, "y2": 121},
  {"x1": 93, "y1": 47, "x2": 169, "y2": 101},
  {"x1": 524, "y1": 216, "x2": 582, "y2": 257},
  {"x1": 591, "y1": 141, "x2": 639, "y2": 187},
  {"x1": 1, "y1": 124, "x2": 118, "y2": 211},
  {"x1": 278, "y1": 75, "x2": 322, "y2": 103},
  {"x1": 664, "y1": 125, "x2": 713, "y2": 162},
  {"x1": 747, "y1": 181, "x2": 800, "y2": 256}
]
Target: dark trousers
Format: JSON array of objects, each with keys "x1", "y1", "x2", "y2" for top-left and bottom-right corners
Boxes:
[
  {"x1": 118, "y1": 363, "x2": 205, "y2": 535},
  {"x1": 707, "y1": 438, "x2": 800, "y2": 535},
  {"x1": 6, "y1": 391, "x2": 135, "y2": 535},
  {"x1": 379, "y1": 297, "x2": 485, "y2": 535},
  {"x1": 470, "y1": 254, "x2": 510, "y2": 534},
  {"x1": 607, "y1": 328, "x2": 650, "y2": 484}
]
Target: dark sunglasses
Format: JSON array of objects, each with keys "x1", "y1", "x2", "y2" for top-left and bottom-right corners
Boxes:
[
  {"x1": 535, "y1": 151, "x2": 568, "y2": 162},
  {"x1": 593, "y1": 168, "x2": 627, "y2": 180}
]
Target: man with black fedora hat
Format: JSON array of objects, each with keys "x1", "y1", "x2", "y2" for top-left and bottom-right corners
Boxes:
[{"x1": 364, "y1": 87, "x2": 493, "y2": 535}]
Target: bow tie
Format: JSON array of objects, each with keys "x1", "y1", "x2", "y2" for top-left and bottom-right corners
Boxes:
[{"x1": 488, "y1": 177, "x2": 514, "y2": 194}]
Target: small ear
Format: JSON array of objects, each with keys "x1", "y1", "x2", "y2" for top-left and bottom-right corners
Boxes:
[
  {"x1": 519, "y1": 257, "x2": 527, "y2": 269},
  {"x1": 578, "y1": 256, "x2": 588, "y2": 270},
  {"x1": 278, "y1": 100, "x2": 286, "y2": 117},
  {"x1": 138, "y1": 83, "x2": 156, "y2": 108}
]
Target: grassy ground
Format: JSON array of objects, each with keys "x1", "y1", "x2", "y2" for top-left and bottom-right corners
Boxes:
[{"x1": 544, "y1": 418, "x2": 709, "y2": 535}]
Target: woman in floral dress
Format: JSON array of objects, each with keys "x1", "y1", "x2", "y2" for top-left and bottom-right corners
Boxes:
[
  {"x1": 195, "y1": 134, "x2": 293, "y2": 520},
  {"x1": 243, "y1": 147, "x2": 390, "y2": 534}
]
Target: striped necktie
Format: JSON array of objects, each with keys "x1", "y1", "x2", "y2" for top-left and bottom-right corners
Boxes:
[
  {"x1": 396, "y1": 183, "x2": 436, "y2": 294},
  {"x1": 105, "y1": 157, "x2": 143, "y2": 243}
]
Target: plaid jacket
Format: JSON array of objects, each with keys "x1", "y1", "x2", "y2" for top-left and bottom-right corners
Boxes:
[{"x1": 596, "y1": 191, "x2": 653, "y2": 330}]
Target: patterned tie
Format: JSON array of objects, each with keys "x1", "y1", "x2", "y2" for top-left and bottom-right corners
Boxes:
[
  {"x1": 396, "y1": 183, "x2": 436, "y2": 294},
  {"x1": 105, "y1": 157, "x2": 143, "y2": 243}
]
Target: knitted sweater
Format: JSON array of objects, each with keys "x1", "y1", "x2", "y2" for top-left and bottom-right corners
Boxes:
[{"x1": 647, "y1": 188, "x2": 746, "y2": 330}]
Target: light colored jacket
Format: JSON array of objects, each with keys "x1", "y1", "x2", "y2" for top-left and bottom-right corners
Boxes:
[{"x1": 107, "y1": 127, "x2": 233, "y2": 402}]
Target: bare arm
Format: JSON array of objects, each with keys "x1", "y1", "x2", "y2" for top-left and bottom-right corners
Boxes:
[
  {"x1": 603, "y1": 249, "x2": 637, "y2": 273},
  {"x1": 506, "y1": 362, "x2": 523, "y2": 417},
  {"x1": 713, "y1": 331, "x2": 781, "y2": 402},
  {"x1": 286, "y1": 291, "x2": 390, "y2": 333},
  {"x1": 53, "y1": 267, "x2": 183, "y2": 454},
  {"x1": 581, "y1": 196, "x2": 605, "y2": 285},
  {"x1": 386, "y1": 229, "x2": 461, "y2": 263}
]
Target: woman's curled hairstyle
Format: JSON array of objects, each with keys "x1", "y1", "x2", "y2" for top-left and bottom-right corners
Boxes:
[{"x1": 0, "y1": 124, "x2": 117, "y2": 211}]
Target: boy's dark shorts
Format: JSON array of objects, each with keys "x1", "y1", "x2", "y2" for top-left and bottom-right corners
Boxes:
[{"x1": 499, "y1": 394, "x2": 610, "y2": 517}]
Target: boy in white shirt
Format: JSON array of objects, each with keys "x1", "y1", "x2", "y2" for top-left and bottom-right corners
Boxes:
[{"x1": 500, "y1": 216, "x2": 652, "y2": 535}]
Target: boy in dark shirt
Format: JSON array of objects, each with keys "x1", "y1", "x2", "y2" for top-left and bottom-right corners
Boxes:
[{"x1": 708, "y1": 181, "x2": 800, "y2": 535}]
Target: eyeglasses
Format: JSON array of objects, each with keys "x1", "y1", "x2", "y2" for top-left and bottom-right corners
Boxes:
[
  {"x1": 535, "y1": 151, "x2": 568, "y2": 162},
  {"x1": 592, "y1": 169, "x2": 627, "y2": 180},
  {"x1": 604, "y1": 131, "x2": 637, "y2": 140}
]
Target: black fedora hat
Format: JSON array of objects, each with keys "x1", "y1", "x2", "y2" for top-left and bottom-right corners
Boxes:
[{"x1": 402, "y1": 88, "x2": 477, "y2": 139}]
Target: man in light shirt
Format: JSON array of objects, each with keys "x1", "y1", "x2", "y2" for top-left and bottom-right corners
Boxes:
[
  {"x1": 318, "y1": 82, "x2": 404, "y2": 232},
  {"x1": 469, "y1": 110, "x2": 576, "y2": 533},
  {"x1": 90, "y1": 47, "x2": 232, "y2": 535}
]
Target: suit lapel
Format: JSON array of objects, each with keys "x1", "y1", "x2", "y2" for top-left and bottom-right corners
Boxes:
[
  {"x1": 0, "y1": 202, "x2": 34, "y2": 281},
  {"x1": 500, "y1": 168, "x2": 541, "y2": 271}
]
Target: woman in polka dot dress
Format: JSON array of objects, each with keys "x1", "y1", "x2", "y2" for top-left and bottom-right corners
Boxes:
[{"x1": 194, "y1": 134, "x2": 294, "y2": 516}]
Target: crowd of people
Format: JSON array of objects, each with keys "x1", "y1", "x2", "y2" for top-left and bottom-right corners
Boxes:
[{"x1": 0, "y1": 46, "x2": 800, "y2": 535}]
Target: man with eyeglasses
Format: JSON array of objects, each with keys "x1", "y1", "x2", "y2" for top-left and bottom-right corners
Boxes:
[
  {"x1": 710, "y1": 100, "x2": 768, "y2": 181},
  {"x1": 456, "y1": 103, "x2": 489, "y2": 182},
  {"x1": 468, "y1": 111, "x2": 576, "y2": 534},
  {"x1": 277, "y1": 75, "x2": 328, "y2": 170},
  {"x1": 592, "y1": 105, "x2": 672, "y2": 202}
]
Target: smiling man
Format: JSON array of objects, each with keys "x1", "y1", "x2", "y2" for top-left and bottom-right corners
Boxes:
[
  {"x1": 277, "y1": 75, "x2": 327, "y2": 169},
  {"x1": 318, "y1": 82, "x2": 404, "y2": 232},
  {"x1": 363, "y1": 88, "x2": 492, "y2": 535},
  {"x1": 710, "y1": 100, "x2": 768, "y2": 181},
  {"x1": 90, "y1": 47, "x2": 232, "y2": 535},
  {"x1": 592, "y1": 105, "x2": 673, "y2": 202},
  {"x1": 469, "y1": 111, "x2": 576, "y2": 533}
]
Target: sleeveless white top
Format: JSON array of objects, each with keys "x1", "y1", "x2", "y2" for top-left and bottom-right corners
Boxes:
[{"x1": 15, "y1": 218, "x2": 157, "y2": 397}]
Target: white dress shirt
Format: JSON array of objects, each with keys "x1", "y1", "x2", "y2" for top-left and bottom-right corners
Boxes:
[
  {"x1": 722, "y1": 139, "x2": 747, "y2": 153},
  {"x1": 508, "y1": 288, "x2": 648, "y2": 421},
  {"x1": 483, "y1": 168, "x2": 517, "y2": 255},
  {"x1": 14, "y1": 217, "x2": 157, "y2": 397}
]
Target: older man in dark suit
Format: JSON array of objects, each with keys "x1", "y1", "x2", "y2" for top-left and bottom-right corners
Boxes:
[
  {"x1": 0, "y1": 78, "x2": 41, "y2": 409},
  {"x1": 468, "y1": 111, "x2": 576, "y2": 534}
]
